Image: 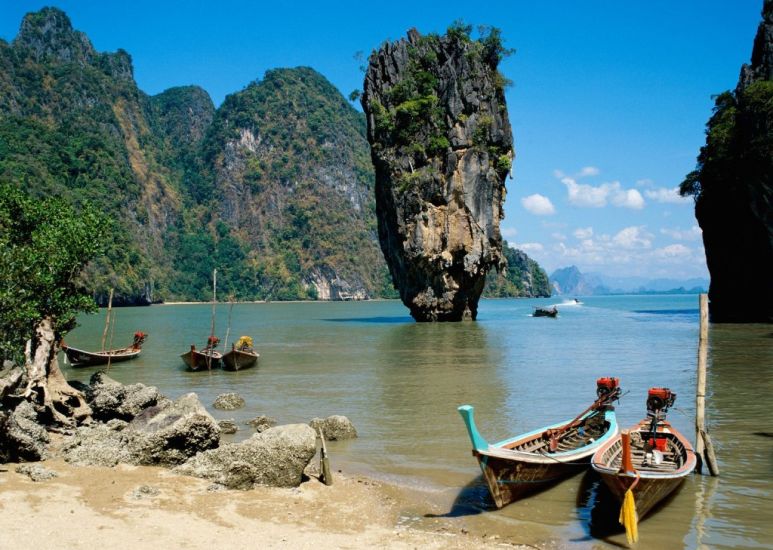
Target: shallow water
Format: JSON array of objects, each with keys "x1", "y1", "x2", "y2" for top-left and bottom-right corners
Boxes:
[{"x1": 63, "y1": 295, "x2": 773, "y2": 548}]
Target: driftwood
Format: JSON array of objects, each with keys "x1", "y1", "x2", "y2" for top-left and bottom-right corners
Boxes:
[{"x1": 21, "y1": 316, "x2": 91, "y2": 427}]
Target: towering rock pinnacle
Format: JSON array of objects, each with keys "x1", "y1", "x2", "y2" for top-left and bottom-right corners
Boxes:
[
  {"x1": 680, "y1": 1, "x2": 773, "y2": 322},
  {"x1": 362, "y1": 26, "x2": 513, "y2": 321}
]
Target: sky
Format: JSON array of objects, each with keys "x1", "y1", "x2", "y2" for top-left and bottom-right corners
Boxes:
[{"x1": 1, "y1": 1, "x2": 764, "y2": 280}]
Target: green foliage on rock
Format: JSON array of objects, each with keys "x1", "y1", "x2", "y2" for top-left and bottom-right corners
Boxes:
[
  {"x1": 483, "y1": 241, "x2": 551, "y2": 298},
  {"x1": 0, "y1": 183, "x2": 107, "y2": 361}
]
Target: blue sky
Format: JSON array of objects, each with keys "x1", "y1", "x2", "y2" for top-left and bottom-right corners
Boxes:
[{"x1": 1, "y1": 1, "x2": 764, "y2": 279}]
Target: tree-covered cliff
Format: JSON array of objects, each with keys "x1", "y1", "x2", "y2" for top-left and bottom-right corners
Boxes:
[
  {"x1": 680, "y1": 0, "x2": 773, "y2": 322},
  {"x1": 484, "y1": 242, "x2": 551, "y2": 298},
  {"x1": 0, "y1": 8, "x2": 548, "y2": 304}
]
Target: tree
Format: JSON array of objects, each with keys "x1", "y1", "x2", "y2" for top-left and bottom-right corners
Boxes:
[{"x1": 0, "y1": 183, "x2": 107, "y2": 426}]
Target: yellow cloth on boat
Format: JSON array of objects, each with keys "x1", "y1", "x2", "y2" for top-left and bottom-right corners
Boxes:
[
  {"x1": 236, "y1": 336, "x2": 253, "y2": 349},
  {"x1": 619, "y1": 487, "x2": 639, "y2": 544}
]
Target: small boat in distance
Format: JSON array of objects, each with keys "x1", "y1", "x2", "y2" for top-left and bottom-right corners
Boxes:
[
  {"x1": 458, "y1": 377, "x2": 621, "y2": 509},
  {"x1": 533, "y1": 306, "x2": 558, "y2": 317},
  {"x1": 222, "y1": 335, "x2": 259, "y2": 371},
  {"x1": 181, "y1": 336, "x2": 223, "y2": 370},
  {"x1": 181, "y1": 268, "x2": 222, "y2": 371},
  {"x1": 63, "y1": 331, "x2": 147, "y2": 367},
  {"x1": 591, "y1": 387, "x2": 697, "y2": 543}
]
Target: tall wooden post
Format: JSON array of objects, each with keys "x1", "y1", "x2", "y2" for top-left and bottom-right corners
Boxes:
[
  {"x1": 696, "y1": 293, "x2": 719, "y2": 476},
  {"x1": 100, "y1": 288, "x2": 114, "y2": 351}
]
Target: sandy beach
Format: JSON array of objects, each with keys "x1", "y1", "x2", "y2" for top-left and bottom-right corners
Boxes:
[{"x1": 0, "y1": 455, "x2": 537, "y2": 550}]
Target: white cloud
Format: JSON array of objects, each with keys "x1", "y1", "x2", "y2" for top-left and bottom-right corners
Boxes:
[
  {"x1": 645, "y1": 187, "x2": 691, "y2": 204},
  {"x1": 611, "y1": 188, "x2": 645, "y2": 209},
  {"x1": 636, "y1": 178, "x2": 654, "y2": 187},
  {"x1": 551, "y1": 232, "x2": 567, "y2": 241},
  {"x1": 561, "y1": 176, "x2": 646, "y2": 209},
  {"x1": 578, "y1": 166, "x2": 600, "y2": 177},
  {"x1": 652, "y1": 244, "x2": 691, "y2": 259},
  {"x1": 573, "y1": 227, "x2": 594, "y2": 239},
  {"x1": 501, "y1": 227, "x2": 518, "y2": 238},
  {"x1": 660, "y1": 225, "x2": 702, "y2": 241},
  {"x1": 521, "y1": 194, "x2": 556, "y2": 215},
  {"x1": 612, "y1": 226, "x2": 652, "y2": 249}
]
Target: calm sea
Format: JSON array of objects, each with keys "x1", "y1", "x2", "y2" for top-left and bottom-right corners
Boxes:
[{"x1": 63, "y1": 295, "x2": 772, "y2": 549}]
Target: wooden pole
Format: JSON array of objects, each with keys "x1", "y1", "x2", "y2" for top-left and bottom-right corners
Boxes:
[
  {"x1": 696, "y1": 293, "x2": 719, "y2": 476},
  {"x1": 100, "y1": 288, "x2": 114, "y2": 351},
  {"x1": 317, "y1": 428, "x2": 333, "y2": 486}
]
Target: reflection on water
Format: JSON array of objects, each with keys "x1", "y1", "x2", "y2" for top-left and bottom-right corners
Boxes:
[{"x1": 61, "y1": 296, "x2": 772, "y2": 548}]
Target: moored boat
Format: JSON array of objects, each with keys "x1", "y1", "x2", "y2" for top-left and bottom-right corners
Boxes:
[
  {"x1": 458, "y1": 377, "x2": 621, "y2": 508},
  {"x1": 591, "y1": 387, "x2": 697, "y2": 543},
  {"x1": 62, "y1": 331, "x2": 147, "y2": 367},
  {"x1": 534, "y1": 306, "x2": 558, "y2": 317},
  {"x1": 180, "y1": 336, "x2": 222, "y2": 371},
  {"x1": 222, "y1": 336, "x2": 259, "y2": 371}
]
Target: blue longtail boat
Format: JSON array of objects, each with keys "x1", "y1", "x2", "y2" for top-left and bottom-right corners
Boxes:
[{"x1": 458, "y1": 377, "x2": 621, "y2": 508}]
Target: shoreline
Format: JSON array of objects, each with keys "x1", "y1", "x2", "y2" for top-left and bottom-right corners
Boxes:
[{"x1": 0, "y1": 457, "x2": 536, "y2": 549}]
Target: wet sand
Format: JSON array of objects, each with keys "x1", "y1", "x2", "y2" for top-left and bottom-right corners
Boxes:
[{"x1": 0, "y1": 458, "x2": 538, "y2": 549}]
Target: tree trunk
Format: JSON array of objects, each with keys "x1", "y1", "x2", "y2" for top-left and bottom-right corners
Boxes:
[{"x1": 22, "y1": 316, "x2": 91, "y2": 427}]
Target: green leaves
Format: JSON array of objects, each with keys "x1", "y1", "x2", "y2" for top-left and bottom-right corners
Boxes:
[{"x1": 0, "y1": 183, "x2": 107, "y2": 361}]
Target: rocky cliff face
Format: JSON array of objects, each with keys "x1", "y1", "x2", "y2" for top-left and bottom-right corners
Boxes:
[
  {"x1": 362, "y1": 27, "x2": 513, "y2": 321},
  {"x1": 681, "y1": 1, "x2": 773, "y2": 322}
]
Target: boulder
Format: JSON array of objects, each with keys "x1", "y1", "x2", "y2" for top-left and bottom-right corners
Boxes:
[
  {"x1": 0, "y1": 401, "x2": 50, "y2": 461},
  {"x1": 62, "y1": 393, "x2": 220, "y2": 467},
  {"x1": 88, "y1": 372, "x2": 166, "y2": 421},
  {"x1": 175, "y1": 423, "x2": 316, "y2": 489},
  {"x1": 125, "y1": 393, "x2": 220, "y2": 465},
  {"x1": 15, "y1": 463, "x2": 58, "y2": 481},
  {"x1": 218, "y1": 419, "x2": 238, "y2": 434},
  {"x1": 213, "y1": 393, "x2": 245, "y2": 410},
  {"x1": 246, "y1": 415, "x2": 277, "y2": 433},
  {"x1": 309, "y1": 415, "x2": 357, "y2": 440}
]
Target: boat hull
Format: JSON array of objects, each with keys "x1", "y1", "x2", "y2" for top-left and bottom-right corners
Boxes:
[
  {"x1": 222, "y1": 349, "x2": 259, "y2": 371},
  {"x1": 591, "y1": 420, "x2": 697, "y2": 519},
  {"x1": 459, "y1": 405, "x2": 619, "y2": 509},
  {"x1": 63, "y1": 346, "x2": 141, "y2": 367},
  {"x1": 180, "y1": 349, "x2": 222, "y2": 371},
  {"x1": 474, "y1": 449, "x2": 587, "y2": 507}
]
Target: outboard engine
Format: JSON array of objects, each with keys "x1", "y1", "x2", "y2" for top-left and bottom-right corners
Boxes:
[
  {"x1": 646, "y1": 387, "x2": 676, "y2": 452},
  {"x1": 596, "y1": 377, "x2": 621, "y2": 401}
]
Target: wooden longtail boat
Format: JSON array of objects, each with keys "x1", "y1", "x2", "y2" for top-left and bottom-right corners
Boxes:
[
  {"x1": 222, "y1": 336, "x2": 259, "y2": 371},
  {"x1": 591, "y1": 388, "x2": 697, "y2": 524},
  {"x1": 533, "y1": 306, "x2": 558, "y2": 317},
  {"x1": 458, "y1": 377, "x2": 621, "y2": 508},
  {"x1": 62, "y1": 332, "x2": 147, "y2": 367},
  {"x1": 181, "y1": 339, "x2": 222, "y2": 371},
  {"x1": 181, "y1": 269, "x2": 222, "y2": 371}
]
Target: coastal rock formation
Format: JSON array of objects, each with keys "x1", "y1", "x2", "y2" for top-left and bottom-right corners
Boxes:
[
  {"x1": 247, "y1": 415, "x2": 278, "y2": 433},
  {"x1": 0, "y1": 401, "x2": 50, "y2": 462},
  {"x1": 309, "y1": 415, "x2": 358, "y2": 440},
  {"x1": 362, "y1": 26, "x2": 513, "y2": 321},
  {"x1": 681, "y1": 1, "x2": 773, "y2": 322},
  {"x1": 175, "y1": 423, "x2": 317, "y2": 489},
  {"x1": 213, "y1": 392, "x2": 245, "y2": 410},
  {"x1": 88, "y1": 372, "x2": 166, "y2": 422}
]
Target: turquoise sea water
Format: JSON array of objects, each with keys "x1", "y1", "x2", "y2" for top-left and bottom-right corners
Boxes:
[{"x1": 63, "y1": 295, "x2": 772, "y2": 549}]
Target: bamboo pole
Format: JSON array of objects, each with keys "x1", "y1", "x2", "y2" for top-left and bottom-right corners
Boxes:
[
  {"x1": 100, "y1": 288, "x2": 114, "y2": 351},
  {"x1": 317, "y1": 428, "x2": 333, "y2": 486},
  {"x1": 106, "y1": 308, "x2": 116, "y2": 373},
  {"x1": 696, "y1": 293, "x2": 719, "y2": 476}
]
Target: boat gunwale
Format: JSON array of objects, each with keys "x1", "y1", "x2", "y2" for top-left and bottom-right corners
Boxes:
[
  {"x1": 475, "y1": 409, "x2": 620, "y2": 463},
  {"x1": 590, "y1": 420, "x2": 697, "y2": 479}
]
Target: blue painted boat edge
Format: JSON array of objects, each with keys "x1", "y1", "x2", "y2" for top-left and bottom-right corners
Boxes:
[
  {"x1": 489, "y1": 408, "x2": 620, "y2": 458},
  {"x1": 457, "y1": 405, "x2": 489, "y2": 451}
]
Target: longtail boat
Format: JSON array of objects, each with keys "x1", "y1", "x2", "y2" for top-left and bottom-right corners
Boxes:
[
  {"x1": 181, "y1": 269, "x2": 222, "y2": 371},
  {"x1": 591, "y1": 387, "x2": 697, "y2": 543},
  {"x1": 222, "y1": 336, "x2": 259, "y2": 371},
  {"x1": 62, "y1": 332, "x2": 147, "y2": 367},
  {"x1": 533, "y1": 306, "x2": 558, "y2": 317},
  {"x1": 458, "y1": 377, "x2": 621, "y2": 508}
]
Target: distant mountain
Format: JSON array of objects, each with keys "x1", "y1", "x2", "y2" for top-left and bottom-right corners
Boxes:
[{"x1": 550, "y1": 266, "x2": 708, "y2": 295}]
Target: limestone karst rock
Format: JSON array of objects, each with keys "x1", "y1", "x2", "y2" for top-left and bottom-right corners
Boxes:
[
  {"x1": 362, "y1": 26, "x2": 513, "y2": 321},
  {"x1": 681, "y1": 1, "x2": 773, "y2": 322}
]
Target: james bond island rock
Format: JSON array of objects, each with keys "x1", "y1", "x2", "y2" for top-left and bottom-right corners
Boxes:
[
  {"x1": 362, "y1": 25, "x2": 513, "y2": 321},
  {"x1": 680, "y1": 1, "x2": 773, "y2": 322}
]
